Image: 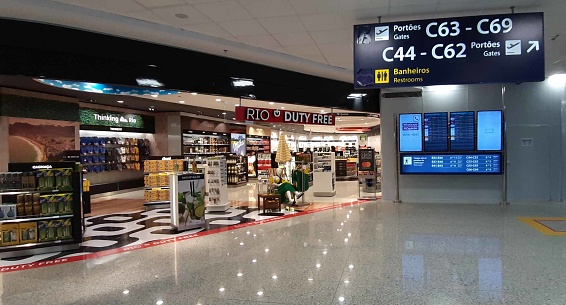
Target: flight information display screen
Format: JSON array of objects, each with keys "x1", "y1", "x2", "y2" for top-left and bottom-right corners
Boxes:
[
  {"x1": 424, "y1": 112, "x2": 448, "y2": 152},
  {"x1": 399, "y1": 113, "x2": 423, "y2": 152},
  {"x1": 450, "y1": 111, "x2": 475, "y2": 151},
  {"x1": 401, "y1": 153, "x2": 502, "y2": 174},
  {"x1": 477, "y1": 110, "x2": 503, "y2": 151}
]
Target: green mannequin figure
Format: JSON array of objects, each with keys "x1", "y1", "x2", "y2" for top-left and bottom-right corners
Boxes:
[{"x1": 272, "y1": 168, "x2": 303, "y2": 206}]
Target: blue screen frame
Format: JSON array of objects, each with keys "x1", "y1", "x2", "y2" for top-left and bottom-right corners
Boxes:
[
  {"x1": 477, "y1": 110, "x2": 503, "y2": 151},
  {"x1": 400, "y1": 153, "x2": 503, "y2": 175},
  {"x1": 399, "y1": 113, "x2": 423, "y2": 152}
]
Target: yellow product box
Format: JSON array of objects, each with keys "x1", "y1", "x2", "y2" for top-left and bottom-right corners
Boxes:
[
  {"x1": 158, "y1": 189, "x2": 170, "y2": 201},
  {"x1": 158, "y1": 174, "x2": 169, "y2": 186},
  {"x1": 157, "y1": 160, "x2": 166, "y2": 172},
  {"x1": 150, "y1": 189, "x2": 159, "y2": 202},
  {"x1": 144, "y1": 190, "x2": 151, "y2": 202},
  {"x1": 166, "y1": 160, "x2": 175, "y2": 171},
  {"x1": 176, "y1": 160, "x2": 184, "y2": 171},
  {"x1": 149, "y1": 174, "x2": 159, "y2": 187},
  {"x1": 2, "y1": 223, "x2": 20, "y2": 246},
  {"x1": 19, "y1": 222, "x2": 38, "y2": 244}
]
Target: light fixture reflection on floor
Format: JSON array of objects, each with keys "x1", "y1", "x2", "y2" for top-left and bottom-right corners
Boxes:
[
  {"x1": 123, "y1": 290, "x2": 129, "y2": 295},
  {"x1": 156, "y1": 300, "x2": 164, "y2": 305}
]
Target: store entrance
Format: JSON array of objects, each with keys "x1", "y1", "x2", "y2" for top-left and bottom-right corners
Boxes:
[{"x1": 0, "y1": 75, "x2": 381, "y2": 218}]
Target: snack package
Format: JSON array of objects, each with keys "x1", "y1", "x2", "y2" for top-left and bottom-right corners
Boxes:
[
  {"x1": 2, "y1": 223, "x2": 20, "y2": 246},
  {"x1": 19, "y1": 222, "x2": 38, "y2": 244},
  {"x1": 37, "y1": 169, "x2": 54, "y2": 191},
  {"x1": 37, "y1": 221, "x2": 50, "y2": 242},
  {"x1": 24, "y1": 194, "x2": 33, "y2": 216},
  {"x1": 49, "y1": 195, "x2": 59, "y2": 215},
  {"x1": 40, "y1": 195, "x2": 50, "y2": 216},
  {"x1": 32, "y1": 193, "x2": 41, "y2": 216},
  {"x1": 59, "y1": 218, "x2": 73, "y2": 239},
  {"x1": 55, "y1": 168, "x2": 73, "y2": 191},
  {"x1": 64, "y1": 194, "x2": 73, "y2": 214}
]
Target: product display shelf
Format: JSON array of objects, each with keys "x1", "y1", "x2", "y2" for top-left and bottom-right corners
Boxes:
[
  {"x1": 143, "y1": 158, "x2": 185, "y2": 208},
  {"x1": 182, "y1": 131, "x2": 230, "y2": 156},
  {"x1": 311, "y1": 152, "x2": 336, "y2": 197},
  {"x1": 206, "y1": 156, "x2": 229, "y2": 212},
  {"x1": 0, "y1": 162, "x2": 82, "y2": 259},
  {"x1": 227, "y1": 155, "x2": 248, "y2": 186},
  {"x1": 376, "y1": 156, "x2": 382, "y2": 192},
  {"x1": 80, "y1": 137, "x2": 149, "y2": 173}
]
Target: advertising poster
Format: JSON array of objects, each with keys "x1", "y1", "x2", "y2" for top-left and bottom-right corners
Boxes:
[
  {"x1": 176, "y1": 173, "x2": 206, "y2": 231},
  {"x1": 358, "y1": 149, "x2": 376, "y2": 176},
  {"x1": 8, "y1": 118, "x2": 76, "y2": 163},
  {"x1": 230, "y1": 133, "x2": 246, "y2": 156}
]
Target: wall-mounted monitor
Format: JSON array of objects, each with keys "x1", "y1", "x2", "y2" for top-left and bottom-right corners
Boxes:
[
  {"x1": 400, "y1": 153, "x2": 502, "y2": 175},
  {"x1": 450, "y1": 111, "x2": 475, "y2": 151},
  {"x1": 477, "y1": 110, "x2": 503, "y2": 151},
  {"x1": 399, "y1": 113, "x2": 423, "y2": 152},
  {"x1": 424, "y1": 112, "x2": 449, "y2": 152}
]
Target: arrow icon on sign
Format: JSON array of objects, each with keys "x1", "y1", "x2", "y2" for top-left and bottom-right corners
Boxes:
[{"x1": 527, "y1": 41, "x2": 539, "y2": 53}]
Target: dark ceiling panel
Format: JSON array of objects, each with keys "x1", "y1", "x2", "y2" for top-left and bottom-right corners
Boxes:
[{"x1": 0, "y1": 19, "x2": 379, "y2": 113}]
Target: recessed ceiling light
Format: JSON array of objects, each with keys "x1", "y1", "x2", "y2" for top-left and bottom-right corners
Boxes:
[
  {"x1": 216, "y1": 98, "x2": 222, "y2": 102},
  {"x1": 321, "y1": 110, "x2": 325, "y2": 113},
  {"x1": 191, "y1": 92, "x2": 197, "y2": 95},
  {"x1": 147, "y1": 64, "x2": 157, "y2": 68},
  {"x1": 269, "y1": 102, "x2": 274, "y2": 105},
  {"x1": 117, "y1": 100, "x2": 124, "y2": 104},
  {"x1": 281, "y1": 107, "x2": 285, "y2": 109},
  {"x1": 365, "y1": 123, "x2": 368, "y2": 125},
  {"x1": 222, "y1": 112, "x2": 227, "y2": 115},
  {"x1": 179, "y1": 100, "x2": 185, "y2": 104}
]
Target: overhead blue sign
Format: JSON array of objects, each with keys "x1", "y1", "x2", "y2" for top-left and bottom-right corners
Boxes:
[
  {"x1": 35, "y1": 79, "x2": 179, "y2": 96},
  {"x1": 354, "y1": 12, "x2": 544, "y2": 88},
  {"x1": 401, "y1": 153, "x2": 502, "y2": 175}
]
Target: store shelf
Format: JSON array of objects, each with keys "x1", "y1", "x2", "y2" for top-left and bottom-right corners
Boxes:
[
  {"x1": 0, "y1": 238, "x2": 75, "y2": 251},
  {"x1": 144, "y1": 201, "x2": 170, "y2": 206},
  {"x1": 145, "y1": 187, "x2": 170, "y2": 190},
  {"x1": 183, "y1": 152, "x2": 227, "y2": 155},
  {"x1": 0, "y1": 214, "x2": 73, "y2": 224},
  {"x1": 183, "y1": 144, "x2": 229, "y2": 146},
  {"x1": 0, "y1": 189, "x2": 73, "y2": 196}
]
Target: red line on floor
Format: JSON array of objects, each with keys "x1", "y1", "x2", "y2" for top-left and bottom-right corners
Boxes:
[{"x1": 0, "y1": 199, "x2": 373, "y2": 273}]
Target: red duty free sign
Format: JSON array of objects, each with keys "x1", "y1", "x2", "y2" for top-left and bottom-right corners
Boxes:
[{"x1": 235, "y1": 106, "x2": 335, "y2": 125}]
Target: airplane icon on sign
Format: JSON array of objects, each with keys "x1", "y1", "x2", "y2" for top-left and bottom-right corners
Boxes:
[{"x1": 374, "y1": 26, "x2": 389, "y2": 41}]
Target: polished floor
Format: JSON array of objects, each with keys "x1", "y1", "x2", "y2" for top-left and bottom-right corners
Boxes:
[{"x1": 3, "y1": 183, "x2": 566, "y2": 304}]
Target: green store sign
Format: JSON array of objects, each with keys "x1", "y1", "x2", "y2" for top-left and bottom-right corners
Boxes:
[{"x1": 79, "y1": 108, "x2": 155, "y2": 133}]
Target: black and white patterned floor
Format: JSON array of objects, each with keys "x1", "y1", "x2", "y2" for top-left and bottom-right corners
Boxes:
[{"x1": 1, "y1": 206, "x2": 294, "y2": 268}]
